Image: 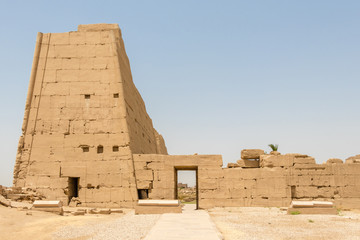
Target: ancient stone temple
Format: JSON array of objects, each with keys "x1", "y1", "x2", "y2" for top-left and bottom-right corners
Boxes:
[
  {"x1": 13, "y1": 24, "x2": 167, "y2": 207},
  {"x1": 13, "y1": 24, "x2": 360, "y2": 209}
]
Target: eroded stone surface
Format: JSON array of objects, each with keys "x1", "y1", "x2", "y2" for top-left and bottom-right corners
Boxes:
[
  {"x1": 327, "y1": 158, "x2": 343, "y2": 164},
  {"x1": 346, "y1": 155, "x2": 360, "y2": 164},
  {"x1": 241, "y1": 149, "x2": 264, "y2": 159}
]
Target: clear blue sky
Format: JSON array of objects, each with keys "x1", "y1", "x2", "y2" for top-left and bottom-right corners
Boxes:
[{"x1": 0, "y1": 1, "x2": 359, "y2": 187}]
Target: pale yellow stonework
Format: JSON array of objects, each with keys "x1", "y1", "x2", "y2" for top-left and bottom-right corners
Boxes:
[{"x1": 13, "y1": 24, "x2": 360, "y2": 209}]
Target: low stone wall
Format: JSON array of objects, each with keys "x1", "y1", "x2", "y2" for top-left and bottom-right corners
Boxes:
[{"x1": 134, "y1": 152, "x2": 360, "y2": 209}]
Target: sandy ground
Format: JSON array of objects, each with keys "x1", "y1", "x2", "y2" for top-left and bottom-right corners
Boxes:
[
  {"x1": 0, "y1": 205, "x2": 132, "y2": 240},
  {"x1": 2, "y1": 204, "x2": 360, "y2": 240},
  {"x1": 209, "y1": 207, "x2": 360, "y2": 240}
]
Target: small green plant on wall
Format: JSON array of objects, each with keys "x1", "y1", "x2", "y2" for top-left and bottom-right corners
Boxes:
[{"x1": 268, "y1": 144, "x2": 279, "y2": 151}]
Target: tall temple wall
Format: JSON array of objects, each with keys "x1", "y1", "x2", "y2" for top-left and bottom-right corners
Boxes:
[
  {"x1": 108, "y1": 25, "x2": 167, "y2": 155},
  {"x1": 13, "y1": 24, "x2": 166, "y2": 207}
]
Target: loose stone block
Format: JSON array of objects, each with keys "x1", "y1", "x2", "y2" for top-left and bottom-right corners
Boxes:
[
  {"x1": 110, "y1": 209, "x2": 123, "y2": 214},
  {"x1": 33, "y1": 200, "x2": 63, "y2": 208},
  {"x1": 237, "y1": 159, "x2": 259, "y2": 168},
  {"x1": 0, "y1": 195, "x2": 10, "y2": 207},
  {"x1": 241, "y1": 149, "x2": 264, "y2": 159},
  {"x1": 260, "y1": 155, "x2": 294, "y2": 168}
]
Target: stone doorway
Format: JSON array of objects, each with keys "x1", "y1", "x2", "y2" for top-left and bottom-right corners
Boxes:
[
  {"x1": 68, "y1": 177, "x2": 79, "y2": 204},
  {"x1": 174, "y1": 167, "x2": 198, "y2": 209}
]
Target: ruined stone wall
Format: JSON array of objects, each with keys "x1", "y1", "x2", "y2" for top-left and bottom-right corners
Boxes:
[
  {"x1": 134, "y1": 153, "x2": 360, "y2": 209},
  {"x1": 13, "y1": 24, "x2": 166, "y2": 207},
  {"x1": 288, "y1": 161, "x2": 360, "y2": 209},
  {"x1": 204, "y1": 155, "x2": 360, "y2": 209},
  {"x1": 199, "y1": 168, "x2": 290, "y2": 208},
  {"x1": 133, "y1": 154, "x2": 223, "y2": 200}
]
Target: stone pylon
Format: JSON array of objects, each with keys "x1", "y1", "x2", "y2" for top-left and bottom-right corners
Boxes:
[{"x1": 13, "y1": 24, "x2": 167, "y2": 207}]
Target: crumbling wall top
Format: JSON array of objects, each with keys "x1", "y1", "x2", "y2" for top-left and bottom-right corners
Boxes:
[{"x1": 77, "y1": 23, "x2": 120, "y2": 32}]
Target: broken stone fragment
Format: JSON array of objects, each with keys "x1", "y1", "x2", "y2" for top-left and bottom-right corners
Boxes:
[
  {"x1": 69, "y1": 197, "x2": 81, "y2": 207},
  {"x1": 89, "y1": 208, "x2": 111, "y2": 214},
  {"x1": 227, "y1": 163, "x2": 240, "y2": 168},
  {"x1": 241, "y1": 149, "x2": 265, "y2": 159},
  {"x1": 110, "y1": 209, "x2": 123, "y2": 214},
  {"x1": 0, "y1": 195, "x2": 11, "y2": 207},
  {"x1": 345, "y1": 154, "x2": 360, "y2": 164},
  {"x1": 71, "y1": 209, "x2": 86, "y2": 216},
  {"x1": 71, "y1": 212, "x2": 85, "y2": 216},
  {"x1": 326, "y1": 158, "x2": 343, "y2": 164}
]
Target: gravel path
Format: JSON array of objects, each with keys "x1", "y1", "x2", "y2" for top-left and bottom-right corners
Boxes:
[
  {"x1": 209, "y1": 207, "x2": 360, "y2": 240},
  {"x1": 144, "y1": 204, "x2": 222, "y2": 240},
  {"x1": 53, "y1": 211, "x2": 160, "y2": 240}
]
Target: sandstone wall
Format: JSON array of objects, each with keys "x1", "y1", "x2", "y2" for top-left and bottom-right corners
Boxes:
[
  {"x1": 112, "y1": 28, "x2": 167, "y2": 155},
  {"x1": 134, "y1": 153, "x2": 360, "y2": 209},
  {"x1": 133, "y1": 154, "x2": 223, "y2": 201},
  {"x1": 289, "y1": 162, "x2": 360, "y2": 209},
  {"x1": 13, "y1": 24, "x2": 166, "y2": 207}
]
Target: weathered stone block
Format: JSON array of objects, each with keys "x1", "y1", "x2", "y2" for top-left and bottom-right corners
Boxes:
[
  {"x1": 199, "y1": 179, "x2": 218, "y2": 190},
  {"x1": 46, "y1": 58, "x2": 62, "y2": 70},
  {"x1": 260, "y1": 155, "x2": 294, "y2": 168},
  {"x1": 50, "y1": 32, "x2": 70, "y2": 45},
  {"x1": 237, "y1": 159, "x2": 259, "y2": 168},
  {"x1": 28, "y1": 162, "x2": 60, "y2": 176},
  {"x1": 86, "y1": 188, "x2": 111, "y2": 202},
  {"x1": 241, "y1": 149, "x2": 264, "y2": 159},
  {"x1": 294, "y1": 157, "x2": 315, "y2": 164},
  {"x1": 84, "y1": 31, "x2": 102, "y2": 44},
  {"x1": 137, "y1": 180, "x2": 152, "y2": 189},
  {"x1": 61, "y1": 166, "x2": 86, "y2": 178},
  {"x1": 294, "y1": 164, "x2": 326, "y2": 170},
  {"x1": 77, "y1": 45, "x2": 96, "y2": 58},
  {"x1": 327, "y1": 158, "x2": 343, "y2": 164},
  {"x1": 54, "y1": 45, "x2": 77, "y2": 58},
  {"x1": 227, "y1": 163, "x2": 240, "y2": 168},
  {"x1": 136, "y1": 170, "x2": 153, "y2": 181},
  {"x1": 345, "y1": 154, "x2": 360, "y2": 164}
]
